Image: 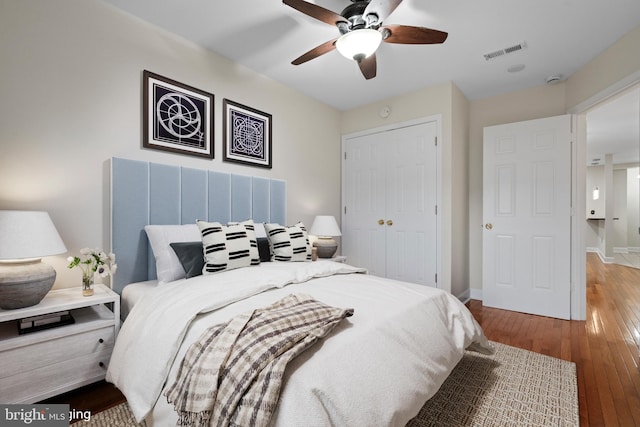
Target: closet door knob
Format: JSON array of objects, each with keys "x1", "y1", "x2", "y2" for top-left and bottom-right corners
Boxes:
[
  {"x1": 378, "y1": 219, "x2": 385, "y2": 225},
  {"x1": 386, "y1": 220, "x2": 393, "y2": 226}
]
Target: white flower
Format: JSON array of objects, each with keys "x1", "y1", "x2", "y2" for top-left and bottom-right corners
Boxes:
[
  {"x1": 97, "y1": 265, "x2": 110, "y2": 277},
  {"x1": 68, "y1": 247, "x2": 117, "y2": 279}
]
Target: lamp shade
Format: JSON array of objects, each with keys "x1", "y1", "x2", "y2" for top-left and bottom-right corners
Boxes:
[
  {"x1": 309, "y1": 216, "x2": 342, "y2": 237},
  {"x1": 0, "y1": 211, "x2": 67, "y2": 260},
  {"x1": 0, "y1": 211, "x2": 67, "y2": 309},
  {"x1": 335, "y1": 29, "x2": 383, "y2": 61}
]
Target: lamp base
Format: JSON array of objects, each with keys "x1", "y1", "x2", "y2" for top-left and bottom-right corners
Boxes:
[
  {"x1": 0, "y1": 260, "x2": 56, "y2": 310},
  {"x1": 313, "y1": 238, "x2": 338, "y2": 258}
]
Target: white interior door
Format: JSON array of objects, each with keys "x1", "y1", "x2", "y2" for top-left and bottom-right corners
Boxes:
[
  {"x1": 342, "y1": 131, "x2": 387, "y2": 278},
  {"x1": 483, "y1": 115, "x2": 572, "y2": 319},
  {"x1": 343, "y1": 121, "x2": 438, "y2": 287},
  {"x1": 385, "y1": 123, "x2": 438, "y2": 286}
]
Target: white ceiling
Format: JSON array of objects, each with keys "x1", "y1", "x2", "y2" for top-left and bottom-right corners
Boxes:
[{"x1": 100, "y1": 0, "x2": 640, "y2": 163}]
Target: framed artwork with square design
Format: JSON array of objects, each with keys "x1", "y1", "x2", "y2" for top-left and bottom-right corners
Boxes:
[
  {"x1": 223, "y1": 99, "x2": 272, "y2": 169},
  {"x1": 143, "y1": 70, "x2": 214, "y2": 159}
]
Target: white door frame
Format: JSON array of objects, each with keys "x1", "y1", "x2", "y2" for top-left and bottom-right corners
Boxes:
[
  {"x1": 341, "y1": 115, "x2": 443, "y2": 288},
  {"x1": 568, "y1": 70, "x2": 640, "y2": 320}
]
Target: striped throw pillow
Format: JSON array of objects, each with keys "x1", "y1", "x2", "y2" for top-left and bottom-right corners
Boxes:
[
  {"x1": 197, "y1": 219, "x2": 260, "y2": 274},
  {"x1": 264, "y1": 222, "x2": 312, "y2": 262}
]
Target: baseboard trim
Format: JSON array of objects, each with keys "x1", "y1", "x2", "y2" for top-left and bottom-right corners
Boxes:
[
  {"x1": 457, "y1": 289, "x2": 471, "y2": 304},
  {"x1": 470, "y1": 288, "x2": 483, "y2": 301},
  {"x1": 590, "y1": 249, "x2": 615, "y2": 264}
]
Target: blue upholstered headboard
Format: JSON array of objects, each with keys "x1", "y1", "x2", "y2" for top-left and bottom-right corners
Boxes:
[{"x1": 110, "y1": 157, "x2": 286, "y2": 294}]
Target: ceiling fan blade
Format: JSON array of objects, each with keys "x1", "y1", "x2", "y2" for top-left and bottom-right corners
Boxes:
[
  {"x1": 283, "y1": 0, "x2": 347, "y2": 26},
  {"x1": 292, "y1": 38, "x2": 338, "y2": 65},
  {"x1": 358, "y1": 54, "x2": 377, "y2": 80},
  {"x1": 363, "y1": 0, "x2": 403, "y2": 23},
  {"x1": 381, "y1": 25, "x2": 448, "y2": 44}
]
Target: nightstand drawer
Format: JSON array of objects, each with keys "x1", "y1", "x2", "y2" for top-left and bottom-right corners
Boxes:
[
  {"x1": 0, "y1": 348, "x2": 112, "y2": 404},
  {"x1": 0, "y1": 326, "x2": 114, "y2": 379}
]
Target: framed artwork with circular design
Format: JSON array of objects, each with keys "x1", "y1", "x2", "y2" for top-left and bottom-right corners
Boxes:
[
  {"x1": 222, "y1": 98, "x2": 272, "y2": 169},
  {"x1": 142, "y1": 70, "x2": 214, "y2": 159}
]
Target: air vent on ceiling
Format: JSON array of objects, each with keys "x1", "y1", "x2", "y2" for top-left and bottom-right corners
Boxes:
[{"x1": 483, "y1": 41, "x2": 528, "y2": 61}]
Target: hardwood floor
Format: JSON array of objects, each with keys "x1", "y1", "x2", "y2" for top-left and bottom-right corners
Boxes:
[
  {"x1": 40, "y1": 380, "x2": 125, "y2": 421},
  {"x1": 467, "y1": 253, "x2": 640, "y2": 426},
  {"x1": 42, "y1": 253, "x2": 639, "y2": 426}
]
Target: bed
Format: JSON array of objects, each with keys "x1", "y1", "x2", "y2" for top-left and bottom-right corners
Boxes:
[{"x1": 106, "y1": 157, "x2": 492, "y2": 427}]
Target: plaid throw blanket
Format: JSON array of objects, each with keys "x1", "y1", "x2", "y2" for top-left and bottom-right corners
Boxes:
[{"x1": 164, "y1": 294, "x2": 354, "y2": 427}]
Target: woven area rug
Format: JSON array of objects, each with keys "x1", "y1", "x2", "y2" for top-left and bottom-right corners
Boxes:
[
  {"x1": 407, "y1": 342, "x2": 578, "y2": 426},
  {"x1": 83, "y1": 341, "x2": 578, "y2": 427}
]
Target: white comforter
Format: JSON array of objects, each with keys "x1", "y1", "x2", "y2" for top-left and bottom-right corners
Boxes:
[{"x1": 107, "y1": 261, "x2": 492, "y2": 426}]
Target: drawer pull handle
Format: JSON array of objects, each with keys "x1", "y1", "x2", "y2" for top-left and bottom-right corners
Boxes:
[
  {"x1": 98, "y1": 338, "x2": 104, "y2": 344},
  {"x1": 99, "y1": 362, "x2": 105, "y2": 368}
]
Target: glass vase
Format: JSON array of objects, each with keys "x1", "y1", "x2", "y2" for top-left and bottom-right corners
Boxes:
[{"x1": 82, "y1": 273, "x2": 94, "y2": 296}]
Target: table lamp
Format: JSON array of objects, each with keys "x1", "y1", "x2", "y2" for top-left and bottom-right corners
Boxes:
[
  {"x1": 309, "y1": 215, "x2": 342, "y2": 258},
  {"x1": 0, "y1": 211, "x2": 67, "y2": 309}
]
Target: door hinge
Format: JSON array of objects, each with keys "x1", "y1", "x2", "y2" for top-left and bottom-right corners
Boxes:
[
  {"x1": 435, "y1": 273, "x2": 438, "y2": 283},
  {"x1": 344, "y1": 206, "x2": 347, "y2": 215},
  {"x1": 435, "y1": 205, "x2": 438, "y2": 215},
  {"x1": 434, "y1": 136, "x2": 438, "y2": 146},
  {"x1": 344, "y1": 152, "x2": 347, "y2": 160}
]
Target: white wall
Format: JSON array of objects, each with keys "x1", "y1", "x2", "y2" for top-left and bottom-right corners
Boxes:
[
  {"x1": 613, "y1": 169, "x2": 628, "y2": 250},
  {"x1": 587, "y1": 167, "x2": 639, "y2": 257},
  {"x1": 628, "y1": 167, "x2": 640, "y2": 250},
  {"x1": 586, "y1": 166, "x2": 606, "y2": 219},
  {"x1": 0, "y1": 0, "x2": 341, "y2": 289},
  {"x1": 584, "y1": 166, "x2": 606, "y2": 255}
]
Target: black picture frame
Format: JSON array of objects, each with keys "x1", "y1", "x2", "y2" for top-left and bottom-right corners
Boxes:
[
  {"x1": 143, "y1": 70, "x2": 214, "y2": 159},
  {"x1": 223, "y1": 99, "x2": 272, "y2": 169}
]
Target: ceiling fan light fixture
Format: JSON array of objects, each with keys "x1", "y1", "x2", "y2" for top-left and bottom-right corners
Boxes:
[{"x1": 336, "y1": 29, "x2": 382, "y2": 61}]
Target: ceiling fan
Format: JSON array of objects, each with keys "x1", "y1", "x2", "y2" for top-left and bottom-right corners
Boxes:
[{"x1": 283, "y1": 0, "x2": 448, "y2": 80}]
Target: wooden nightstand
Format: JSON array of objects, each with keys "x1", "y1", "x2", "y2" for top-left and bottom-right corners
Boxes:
[{"x1": 0, "y1": 284, "x2": 120, "y2": 403}]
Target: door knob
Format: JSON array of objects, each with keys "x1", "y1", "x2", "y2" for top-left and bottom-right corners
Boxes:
[
  {"x1": 378, "y1": 219, "x2": 385, "y2": 225},
  {"x1": 485, "y1": 223, "x2": 493, "y2": 230},
  {"x1": 387, "y1": 220, "x2": 393, "y2": 226}
]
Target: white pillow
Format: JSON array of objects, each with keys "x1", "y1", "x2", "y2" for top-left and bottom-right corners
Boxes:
[
  {"x1": 264, "y1": 222, "x2": 312, "y2": 262},
  {"x1": 253, "y1": 222, "x2": 266, "y2": 238},
  {"x1": 144, "y1": 224, "x2": 201, "y2": 284},
  {"x1": 197, "y1": 219, "x2": 260, "y2": 274}
]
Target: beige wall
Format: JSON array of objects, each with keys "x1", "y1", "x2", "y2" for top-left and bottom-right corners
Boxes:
[
  {"x1": 0, "y1": 0, "x2": 342, "y2": 289},
  {"x1": 565, "y1": 25, "x2": 640, "y2": 109},
  {"x1": 450, "y1": 84, "x2": 470, "y2": 298}
]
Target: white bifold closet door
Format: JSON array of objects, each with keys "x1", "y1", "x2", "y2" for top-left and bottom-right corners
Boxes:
[{"x1": 342, "y1": 121, "x2": 438, "y2": 287}]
